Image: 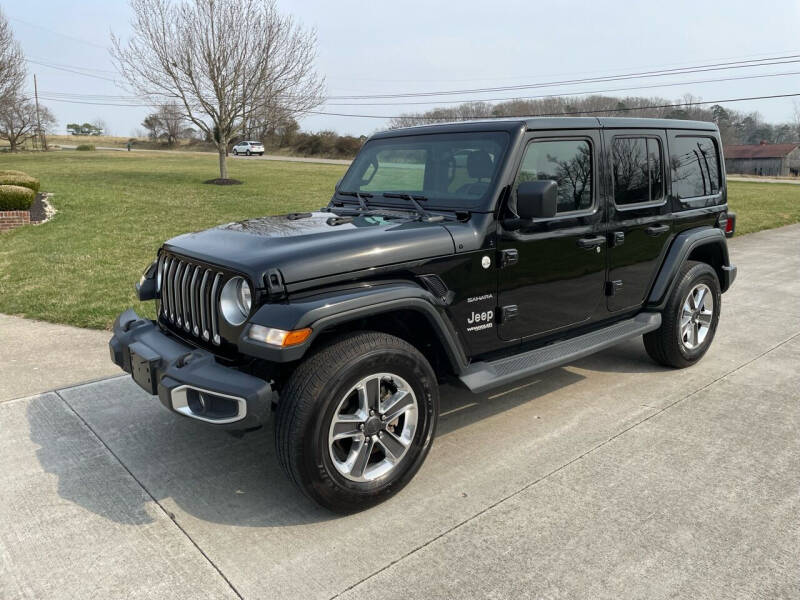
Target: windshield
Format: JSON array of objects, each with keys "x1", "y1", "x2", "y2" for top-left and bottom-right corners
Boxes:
[{"x1": 337, "y1": 131, "x2": 510, "y2": 210}]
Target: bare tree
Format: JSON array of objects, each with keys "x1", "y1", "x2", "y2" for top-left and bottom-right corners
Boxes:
[
  {"x1": 157, "y1": 102, "x2": 186, "y2": 145},
  {"x1": 0, "y1": 8, "x2": 26, "y2": 104},
  {"x1": 92, "y1": 118, "x2": 109, "y2": 136},
  {"x1": 793, "y1": 101, "x2": 800, "y2": 142},
  {"x1": 111, "y1": 0, "x2": 325, "y2": 181},
  {"x1": 0, "y1": 97, "x2": 55, "y2": 152}
]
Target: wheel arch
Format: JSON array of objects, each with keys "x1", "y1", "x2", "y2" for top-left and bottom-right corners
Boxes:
[
  {"x1": 647, "y1": 227, "x2": 731, "y2": 310},
  {"x1": 239, "y1": 283, "x2": 469, "y2": 376}
]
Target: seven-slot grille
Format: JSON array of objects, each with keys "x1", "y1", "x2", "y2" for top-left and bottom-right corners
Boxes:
[{"x1": 158, "y1": 253, "x2": 224, "y2": 345}]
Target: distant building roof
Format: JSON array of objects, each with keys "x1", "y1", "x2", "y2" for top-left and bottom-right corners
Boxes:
[{"x1": 724, "y1": 142, "x2": 799, "y2": 159}]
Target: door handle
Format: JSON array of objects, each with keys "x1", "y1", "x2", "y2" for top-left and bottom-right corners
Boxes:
[
  {"x1": 577, "y1": 236, "x2": 607, "y2": 249},
  {"x1": 645, "y1": 224, "x2": 669, "y2": 236}
]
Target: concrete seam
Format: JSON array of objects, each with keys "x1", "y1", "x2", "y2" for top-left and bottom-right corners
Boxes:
[
  {"x1": 0, "y1": 375, "x2": 128, "y2": 405},
  {"x1": 330, "y1": 329, "x2": 800, "y2": 598},
  {"x1": 53, "y1": 389, "x2": 245, "y2": 600}
]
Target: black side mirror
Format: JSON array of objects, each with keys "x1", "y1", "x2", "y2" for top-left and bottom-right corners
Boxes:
[{"x1": 516, "y1": 180, "x2": 558, "y2": 219}]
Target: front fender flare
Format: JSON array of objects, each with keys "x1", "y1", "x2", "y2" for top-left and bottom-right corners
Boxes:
[
  {"x1": 238, "y1": 283, "x2": 469, "y2": 372},
  {"x1": 647, "y1": 227, "x2": 731, "y2": 310}
]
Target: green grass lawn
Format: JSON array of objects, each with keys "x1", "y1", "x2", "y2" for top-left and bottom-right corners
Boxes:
[
  {"x1": 726, "y1": 181, "x2": 800, "y2": 235},
  {"x1": 0, "y1": 151, "x2": 345, "y2": 329},
  {"x1": 0, "y1": 151, "x2": 798, "y2": 330}
]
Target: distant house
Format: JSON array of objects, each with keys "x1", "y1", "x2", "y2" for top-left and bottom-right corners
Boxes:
[{"x1": 724, "y1": 142, "x2": 800, "y2": 177}]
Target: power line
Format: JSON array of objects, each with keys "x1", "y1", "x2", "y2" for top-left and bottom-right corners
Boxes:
[
  {"x1": 37, "y1": 67, "x2": 800, "y2": 111},
  {"x1": 26, "y1": 51, "x2": 800, "y2": 102},
  {"x1": 304, "y1": 92, "x2": 800, "y2": 120},
  {"x1": 9, "y1": 16, "x2": 109, "y2": 50},
  {"x1": 324, "y1": 54, "x2": 800, "y2": 100},
  {"x1": 25, "y1": 59, "x2": 120, "y2": 83},
  {"x1": 324, "y1": 48, "x2": 800, "y2": 85},
  {"x1": 326, "y1": 69, "x2": 800, "y2": 106}
]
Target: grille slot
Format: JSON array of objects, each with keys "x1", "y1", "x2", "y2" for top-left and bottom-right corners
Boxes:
[{"x1": 160, "y1": 254, "x2": 224, "y2": 345}]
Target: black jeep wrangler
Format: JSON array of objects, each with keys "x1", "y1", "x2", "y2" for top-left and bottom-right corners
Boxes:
[{"x1": 110, "y1": 117, "x2": 737, "y2": 511}]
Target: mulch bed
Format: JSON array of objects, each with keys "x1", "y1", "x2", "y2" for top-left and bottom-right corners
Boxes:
[
  {"x1": 29, "y1": 194, "x2": 48, "y2": 223},
  {"x1": 203, "y1": 178, "x2": 243, "y2": 185}
]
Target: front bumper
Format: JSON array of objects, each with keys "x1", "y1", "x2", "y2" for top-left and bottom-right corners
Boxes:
[{"x1": 109, "y1": 309, "x2": 273, "y2": 428}]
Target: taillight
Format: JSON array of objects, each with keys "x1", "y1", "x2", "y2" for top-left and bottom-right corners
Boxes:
[{"x1": 718, "y1": 211, "x2": 735, "y2": 237}]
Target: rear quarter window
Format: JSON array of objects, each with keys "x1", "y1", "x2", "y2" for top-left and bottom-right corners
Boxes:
[{"x1": 670, "y1": 135, "x2": 722, "y2": 204}]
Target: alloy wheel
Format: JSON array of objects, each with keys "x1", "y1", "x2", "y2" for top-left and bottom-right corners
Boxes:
[
  {"x1": 680, "y1": 283, "x2": 714, "y2": 350},
  {"x1": 327, "y1": 373, "x2": 418, "y2": 482}
]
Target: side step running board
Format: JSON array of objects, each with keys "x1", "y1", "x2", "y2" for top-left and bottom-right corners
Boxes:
[{"x1": 459, "y1": 312, "x2": 661, "y2": 393}]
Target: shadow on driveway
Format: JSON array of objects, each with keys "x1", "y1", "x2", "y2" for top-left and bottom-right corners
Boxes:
[{"x1": 27, "y1": 343, "x2": 669, "y2": 529}]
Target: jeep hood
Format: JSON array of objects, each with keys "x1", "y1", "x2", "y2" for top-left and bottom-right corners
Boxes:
[{"x1": 162, "y1": 212, "x2": 455, "y2": 285}]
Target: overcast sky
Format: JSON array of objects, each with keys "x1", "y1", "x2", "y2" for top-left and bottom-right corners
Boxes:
[{"x1": 6, "y1": 0, "x2": 800, "y2": 137}]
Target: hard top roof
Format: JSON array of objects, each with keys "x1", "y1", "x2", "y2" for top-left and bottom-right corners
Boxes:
[{"x1": 371, "y1": 116, "x2": 717, "y2": 139}]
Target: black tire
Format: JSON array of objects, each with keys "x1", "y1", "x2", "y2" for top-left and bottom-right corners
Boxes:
[
  {"x1": 246, "y1": 149, "x2": 251, "y2": 156},
  {"x1": 232, "y1": 150, "x2": 238, "y2": 155},
  {"x1": 644, "y1": 260, "x2": 721, "y2": 368},
  {"x1": 259, "y1": 152, "x2": 263, "y2": 156},
  {"x1": 275, "y1": 331, "x2": 439, "y2": 512}
]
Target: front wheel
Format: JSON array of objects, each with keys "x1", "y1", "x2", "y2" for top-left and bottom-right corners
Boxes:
[
  {"x1": 644, "y1": 260, "x2": 721, "y2": 368},
  {"x1": 232, "y1": 150, "x2": 238, "y2": 155},
  {"x1": 275, "y1": 331, "x2": 438, "y2": 512}
]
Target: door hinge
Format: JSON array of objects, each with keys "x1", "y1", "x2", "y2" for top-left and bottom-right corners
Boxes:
[
  {"x1": 499, "y1": 248, "x2": 519, "y2": 268},
  {"x1": 605, "y1": 280, "x2": 623, "y2": 296},
  {"x1": 500, "y1": 304, "x2": 518, "y2": 322}
]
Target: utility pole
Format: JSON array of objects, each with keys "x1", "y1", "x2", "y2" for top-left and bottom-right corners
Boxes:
[{"x1": 33, "y1": 74, "x2": 46, "y2": 151}]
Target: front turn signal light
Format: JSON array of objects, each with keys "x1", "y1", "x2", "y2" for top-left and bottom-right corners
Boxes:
[{"x1": 248, "y1": 325, "x2": 312, "y2": 347}]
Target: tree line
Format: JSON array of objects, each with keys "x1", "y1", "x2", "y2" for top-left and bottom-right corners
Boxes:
[{"x1": 389, "y1": 94, "x2": 800, "y2": 146}]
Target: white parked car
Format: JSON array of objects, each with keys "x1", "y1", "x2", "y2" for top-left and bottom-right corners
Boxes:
[{"x1": 232, "y1": 140, "x2": 264, "y2": 156}]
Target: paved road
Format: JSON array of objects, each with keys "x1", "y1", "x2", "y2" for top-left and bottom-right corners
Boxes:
[
  {"x1": 1, "y1": 225, "x2": 798, "y2": 599},
  {"x1": 56, "y1": 144, "x2": 352, "y2": 166},
  {"x1": 728, "y1": 175, "x2": 800, "y2": 185}
]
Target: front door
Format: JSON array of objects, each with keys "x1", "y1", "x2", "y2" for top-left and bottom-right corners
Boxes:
[
  {"x1": 604, "y1": 129, "x2": 673, "y2": 312},
  {"x1": 498, "y1": 130, "x2": 607, "y2": 341}
]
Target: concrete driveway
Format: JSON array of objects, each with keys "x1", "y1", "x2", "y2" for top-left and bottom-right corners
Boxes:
[{"x1": 1, "y1": 225, "x2": 798, "y2": 599}]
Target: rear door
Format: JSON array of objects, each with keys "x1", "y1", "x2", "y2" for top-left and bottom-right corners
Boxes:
[{"x1": 605, "y1": 129, "x2": 673, "y2": 312}]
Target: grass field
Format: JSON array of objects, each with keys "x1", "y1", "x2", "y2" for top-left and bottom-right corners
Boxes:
[
  {"x1": 0, "y1": 151, "x2": 344, "y2": 328},
  {"x1": 0, "y1": 150, "x2": 798, "y2": 329}
]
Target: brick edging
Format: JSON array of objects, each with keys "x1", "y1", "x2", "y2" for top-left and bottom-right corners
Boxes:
[{"x1": 0, "y1": 209, "x2": 31, "y2": 232}]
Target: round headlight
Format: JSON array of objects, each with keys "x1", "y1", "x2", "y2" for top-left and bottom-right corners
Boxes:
[{"x1": 220, "y1": 276, "x2": 252, "y2": 326}]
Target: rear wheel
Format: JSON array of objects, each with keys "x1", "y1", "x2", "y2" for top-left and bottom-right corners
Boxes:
[
  {"x1": 644, "y1": 260, "x2": 721, "y2": 368},
  {"x1": 275, "y1": 331, "x2": 438, "y2": 512},
  {"x1": 246, "y1": 149, "x2": 251, "y2": 156}
]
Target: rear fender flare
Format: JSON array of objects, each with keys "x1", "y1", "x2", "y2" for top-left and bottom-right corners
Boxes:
[
  {"x1": 647, "y1": 227, "x2": 730, "y2": 309},
  {"x1": 239, "y1": 283, "x2": 469, "y2": 372}
]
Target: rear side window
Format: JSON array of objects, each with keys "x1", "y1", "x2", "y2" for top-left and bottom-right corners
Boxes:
[
  {"x1": 671, "y1": 136, "x2": 721, "y2": 200},
  {"x1": 515, "y1": 139, "x2": 593, "y2": 213},
  {"x1": 612, "y1": 137, "x2": 664, "y2": 205}
]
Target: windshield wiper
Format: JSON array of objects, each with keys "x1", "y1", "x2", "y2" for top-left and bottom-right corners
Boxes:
[
  {"x1": 337, "y1": 190, "x2": 372, "y2": 211},
  {"x1": 382, "y1": 193, "x2": 450, "y2": 222}
]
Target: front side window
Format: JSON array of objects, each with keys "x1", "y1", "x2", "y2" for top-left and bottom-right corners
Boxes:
[
  {"x1": 338, "y1": 131, "x2": 510, "y2": 209},
  {"x1": 612, "y1": 137, "x2": 664, "y2": 205},
  {"x1": 671, "y1": 136, "x2": 721, "y2": 200},
  {"x1": 514, "y1": 139, "x2": 593, "y2": 213}
]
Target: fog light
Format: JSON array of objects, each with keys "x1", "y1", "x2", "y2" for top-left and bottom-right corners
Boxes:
[{"x1": 248, "y1": 324, "x2": 312, "y2": 347}]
